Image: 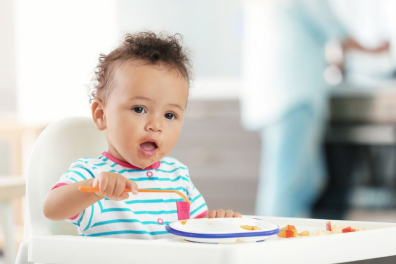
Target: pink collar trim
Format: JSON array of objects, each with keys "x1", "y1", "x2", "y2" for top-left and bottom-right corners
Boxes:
[{"x1": 102, "y1": 151, "x2": 160, "y2": 170}]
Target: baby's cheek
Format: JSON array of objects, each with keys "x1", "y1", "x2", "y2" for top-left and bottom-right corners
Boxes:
[{"x1": 156, "y1": 149, "x2": 165, "y2": 159}]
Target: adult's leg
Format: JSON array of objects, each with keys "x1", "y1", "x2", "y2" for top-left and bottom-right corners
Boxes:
[{"x1": 255, "y1": 104, "x2": 326, "y2": 217}]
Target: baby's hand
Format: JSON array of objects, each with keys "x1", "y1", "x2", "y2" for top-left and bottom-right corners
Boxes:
[
  {"x1": 208, "y1": 209, "x2": 241, "y2": 218},
  {"x1": 92, "y1": 172, "x2": 138, "y2": 201}
]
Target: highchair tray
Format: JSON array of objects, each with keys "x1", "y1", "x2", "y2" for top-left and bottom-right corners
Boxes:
[{"x1": 28, "y1": 215, "x2": 396, "y2": 264}]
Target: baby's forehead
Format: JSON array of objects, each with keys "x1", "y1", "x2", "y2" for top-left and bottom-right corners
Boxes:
[
  {"x1": 115, "y1": 61, "x2": 188, "y2": 84},
  {"x1": 108, "y1": 62, "x2": 189, "y2": 104}
]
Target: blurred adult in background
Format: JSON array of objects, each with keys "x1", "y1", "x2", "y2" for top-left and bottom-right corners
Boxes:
[
  {"x1": 329, "y1": 0, "x2": 396, "y2": 85},
  {"x1": 241, "y1": 0, "x2": 395, "y2": 218}
]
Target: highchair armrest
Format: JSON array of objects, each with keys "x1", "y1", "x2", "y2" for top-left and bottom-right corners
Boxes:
[
  {"x1": 15, "y1": 240, "x2": 32, "y2": 264},
  {"x1": 29, "y1": 235, "x2": 238, "y2": 264}
]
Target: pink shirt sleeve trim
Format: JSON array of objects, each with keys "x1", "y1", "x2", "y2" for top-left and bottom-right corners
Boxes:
[
  {"x1": 51, "y1": 182, "x2": 68, "y2": 190},
  {"x1": 194, "y1": 210, "x2": 208, "y2": 219},
  {"x1": 50, "y1": 182, "x2": 79, "y2": 220}
]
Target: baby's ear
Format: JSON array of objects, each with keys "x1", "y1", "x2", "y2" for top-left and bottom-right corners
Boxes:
[{"x1": 91, "y1": 100, "x2": 106, "y2": 131}]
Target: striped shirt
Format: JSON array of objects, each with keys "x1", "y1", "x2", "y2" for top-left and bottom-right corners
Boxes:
[{"x1": 52, "y1": 151, "x2": 208, "y2": 239}]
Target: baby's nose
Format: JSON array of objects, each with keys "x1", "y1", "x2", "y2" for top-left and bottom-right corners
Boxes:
[{"x1": 145, "y1": 116, "x2": 162, "y2": 132}]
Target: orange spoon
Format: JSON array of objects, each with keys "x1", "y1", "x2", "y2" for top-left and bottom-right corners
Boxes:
[{"x1": 79, "y1": 186, "x2": 191, "y2": 204}]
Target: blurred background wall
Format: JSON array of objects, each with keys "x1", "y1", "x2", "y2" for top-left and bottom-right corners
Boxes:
[{"x1": 0, "y1": 0, "x2": 395, "y2": 263}]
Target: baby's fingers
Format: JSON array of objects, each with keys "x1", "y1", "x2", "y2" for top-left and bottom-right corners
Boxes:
[
  {"x1": 92, "y1": 177, "x2": 106, "y2": 199},
  {"x1": 126, "y1": 180, "x2": 139, "y2": 195},
  {"x1": 120, "y1": 192, "x2": 129, "y2": 200},
  {"x1": 208, "y1": 210, "x2": 217, "y2": 218},
  {"x1": 233, "y1": 212, "x2": 242, "y2": 218},
  {"x1": 112, "y1": 178, "x2": 126, "y2": 199},
  {"x1": 215, "y1": 209, "x2": 226, "y2": 218},
  {"x1": 97, "y1": 175, "x2": 109, "y2": 193},
  {"x1": 225, "y1": 209, "x2": 234, "y2": 218}
]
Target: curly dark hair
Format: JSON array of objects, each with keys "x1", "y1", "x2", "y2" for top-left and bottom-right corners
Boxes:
[{"x1": 89, "y1": 32, "x2": 192, "y2": 103}]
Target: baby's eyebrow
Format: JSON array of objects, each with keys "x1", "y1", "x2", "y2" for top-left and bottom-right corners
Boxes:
[
  {"x1": 169, "y1": 103, "x2": 184, "y2": 111},
  {"x1": 131, "y1": 96, "x2": 184, "y2": 111},
  {"x1": 130, "y1": 96, "x2": 151, "y2": 101}
]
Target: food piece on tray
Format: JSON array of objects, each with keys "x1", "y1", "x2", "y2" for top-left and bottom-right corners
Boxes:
[
  {"x1": 278, "y1": 229, "x2": 295, "y2": 238},
  {"x1": 240, "y1": 225, "x2": 253, "y2": 230},
  {"x1": 342, "y1": 226, "x2": 356, "y2": 233},
  {"x1": 276, "y1": 220, "x2": 367, "y2": 238},
  {"x1": 331, "y1": 224, "x2": 343, "y2": 233},
  {"x1": 281, "y1": 225, "x2": 298, "y2": 237},
  {"x1": 349, "y1": 226, "x2": 365, "y2": 231},
  {"x1": 240, "y1": 225, "x2": 261, "y2": 231},
  {"x1": 326, "y1": 220, "x2": 333, "y2": 231},
  {"x1": 315, "y1": 229, "x2": 331, "y2": 236},
  {"x1": 278, "y1": 225, "x2": 298, "y2": 238},
  {"x1": 180, "y1": 220, "x2": 187, "y2": 225},
  {"x1": 286, "y1": 230, "x2": 295, "y2": 238},
  {"x1": 282, "y1": 225, "x2": 296, "y2": 231},
  {"x1": 298, "y1": 231, "x2": 310, "y2": 236},
  {"x1": 325, "y1": 221, "x2": 366, "y2": 234},
  {"x1": 277, "y1": 229, "x2": 286, "y2": 238}
]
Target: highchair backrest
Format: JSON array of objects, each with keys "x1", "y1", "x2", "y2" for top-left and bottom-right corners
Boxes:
[{"x1": 26, "y1": 116, "x2": 107, "y2": 237}]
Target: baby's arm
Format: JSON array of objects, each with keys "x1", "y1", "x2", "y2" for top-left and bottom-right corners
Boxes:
[
  {"x1": 43, "y1": 178, "x2": 99, "y2": 220},
  {"x1": 43, "y1": 172, "x2": 138, "y2": 221}
]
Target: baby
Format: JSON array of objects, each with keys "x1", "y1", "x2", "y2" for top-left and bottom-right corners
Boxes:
[{"x1": 43, "y1": 32, "x2": 240, "y2": 239}]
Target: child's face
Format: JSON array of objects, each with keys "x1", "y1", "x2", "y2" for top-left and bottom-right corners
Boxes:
[{"x1": 93, "y1": 62, "x2": 189, "y2": 168}]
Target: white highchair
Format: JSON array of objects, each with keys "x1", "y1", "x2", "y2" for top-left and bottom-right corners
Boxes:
[
  {"x1": 15, "y1": 116, "x2": 106, "y2": 264},
  {"x1": 14, "y1": 116, "x2": 235, "y2": 264}
]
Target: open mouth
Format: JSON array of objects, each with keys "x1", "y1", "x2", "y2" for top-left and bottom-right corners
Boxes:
[{"x1": 139, "y1": 140, "x2": 158, "y2": 157}]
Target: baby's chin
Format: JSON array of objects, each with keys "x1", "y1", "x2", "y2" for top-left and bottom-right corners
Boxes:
[
  {"x1": 124, "y1": 147, "x2": 166, "y2": 168},
  {"x1": 132, "y1": 156, "x2": 159, "y2": 169}
]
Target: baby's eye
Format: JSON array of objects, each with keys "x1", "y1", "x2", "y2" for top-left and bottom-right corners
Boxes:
[
  {"x1": 164, "y1": 113, "x2": 176, "y2": 120},
  {"x1": 132, "y1": 106, "x2": 146, "y2": 114}
]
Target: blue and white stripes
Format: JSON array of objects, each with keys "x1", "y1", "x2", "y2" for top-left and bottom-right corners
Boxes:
[{"x1": 55, "y1": 153, "x2": 208, "y2": 239}]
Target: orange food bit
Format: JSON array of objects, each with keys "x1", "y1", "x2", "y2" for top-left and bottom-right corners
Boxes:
[
  {"x1": 282, "y1": 225, "x2": 296, "y2": 231},
  {"x1": 240, "y1": 225, "x2": 253, "y2": 230},
  {"x1": 285, "y1": 230, "x2": 294, "y2": 238},
  {"x1": 277, "y1": 230, "x2": 286, "y2": 238},
  {"x1": 279, "y1": 225, "x2": 298, "y2": 238},
  {"x1": 240, "y1": 225, "x2": 261, "y2": 231},
  {"x1": 180, "y1": 220, "x2": 187, "y2": 225},
  {"x1": 342, "y1": 226, "x2": 356, "y2": 233},
  {"x1": 298, "y1": 231, "x2": 310, "y2": 236}
]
